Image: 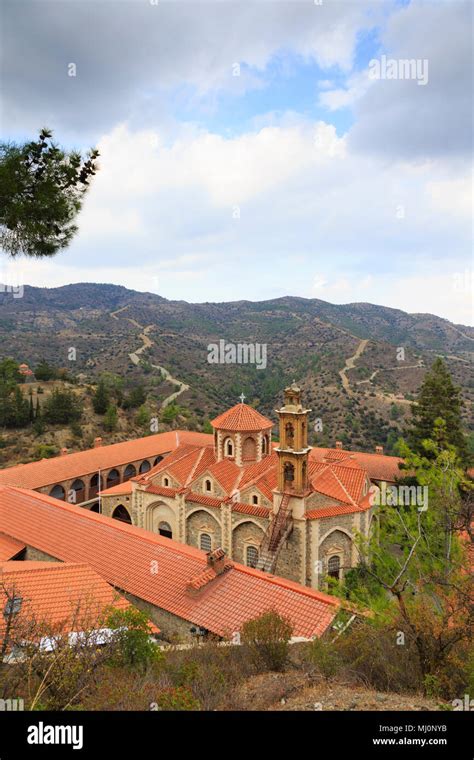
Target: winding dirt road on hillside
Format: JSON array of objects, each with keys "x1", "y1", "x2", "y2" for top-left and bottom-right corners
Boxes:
[
  {"x1": 338, "y1": 338, "x2": 369, "y2": 397},
  {"x1": 110, "y1": 305, "x2": 189, "y2": 408}
]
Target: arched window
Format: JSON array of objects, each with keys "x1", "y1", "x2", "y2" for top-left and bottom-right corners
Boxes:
[
  {"x1": 327, "y1": 555, "x2": 341, "y2": 580},
  {"x1": 154, "y1": 455, "x2": 164, "y2": 466},
  {"x1": 285, "y1": 422, "x2": 295, "y2": 446},
  {"x1": 89, "y1": 473, "x2": 102, "y2": 498},
  {"x1": 284, "y1": 462, "x2": 294, "y2": 482},
  {"x1": 49, "y1": 484, "x2": 65, "y2": 501},
  {"x1": 107, "y1": 468, "x2": 120, "y2": 488},
  {"x1": 123, "y1": 464, "x2": 136, "y2": 480},
  {"x1": 139, "y1": 460, "x2": 151, "y2": 474},
  {"x1": 246, "y1": 546, "x2": 258, "y2": 568},
  {"x1": 224, "y1": 438, "x2": 234, "y2": 457},
  {"x1": 163, "y1": 476, "x2": 170, "y2": 487},
  {"x1": 262, "y1": 435, "x2": 269, "y2": 455},
  {"x1": 112, "y1": 505, "x2": 132, "y2": 524},
  {"x1": 252, "y1": 494, "x2": 259, "y2": 505},
  {"x1": 200, "y1": 533, "x2": 212, "y2": 552},
  {"x1": 158, "y1": 521, "x2": 172, "y2": 539},
  {"x1": 70, "y1": 479, "x2": 85, "y2": 503},
  {"x1": 204, "y1": 479, "x2": 212, "y2": 493}
]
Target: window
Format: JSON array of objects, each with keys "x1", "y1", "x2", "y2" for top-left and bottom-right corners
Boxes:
[
  {"x1": 284, "y1": 462, "x2": 294, "y2": 482},
  {"x1": 163, "y1": 476, "x2": 169, "y2": 487},
  {"x1": 252, "y1": 494, "x2": 259, "y2": 505},
  {"x1": 327, "y1": 555, "x2": 341, "y2": 580},
  {"x1": 262, "y1": 435, "x2": 269, "y2": 455},
  {"x1": 246, "y1": 546, "x2": 258, "y2": 568},
  {"x1": 204, "y1": 479, "x2": 212, "y2": 492},
  {"x1": 224, "y1": 438, "x2": 234, "y2": 457},
  {"x1": 200, "y1": 533, "x2": 212, "y2": 552},
  {"x1": 112, "y1": 505, "x2": 132, "y2": 524},
  {"x1": 159, "y1": 521, "x2": 172, "y2": 539}
]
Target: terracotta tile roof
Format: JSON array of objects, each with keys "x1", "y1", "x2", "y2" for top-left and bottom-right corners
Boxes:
[
  {"x1": 185, "y1": 492, "x2": 223, "y2": 509},
  {"x1": 0, "y1": 486, "x2": 337, "y2": 639},
  {"x1": 99, "y1": 480, "x2": 133, "y2": 496},
  {"x1": 0, "y1": 560, "x2": 137, "y2": 638},
  {"x1": 309, "y1": 461, "x2": 367, "y2": 506},
  {"x1": 144, "y1": 484, "x2": 179, "y2": 498},
  {"x1": 231, "y1": 502, "x2": 271, "y2": 518},
  {"x1": 211, "y1": 403, "x2": 273, "y2": 432},
  {"x1": 310, "y1": 447, "x2": 403, "y2": 483},
  {"x1": 206, "y1": 458, "x2": 241, "y2": 493},
  {"x1": 0, "y1": 532, "x2": 25, "y2": 561},
  {"x1": 0, "y1": 431, "x2": 213, "y2": 490}
]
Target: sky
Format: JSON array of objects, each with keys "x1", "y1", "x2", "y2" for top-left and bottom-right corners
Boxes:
[{"x1": 1, "y1": 0, "x2": 473, "y2": 324}]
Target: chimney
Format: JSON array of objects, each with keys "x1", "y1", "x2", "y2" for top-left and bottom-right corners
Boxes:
[
  {"x1": 59, "y1": 447, "x2": 68, "y2": 457},
  {"x1": 94, "y1": 437, "x2": 103, "y2": 448},
  {"x1": 206, "y1": 548, "x2": 227, "y2": 576},
  {"x1": 375, "y1": 445, "x2": 383, "y2": 455},
  {"x1": 335, "y1": 441, "x2": 343, "y2": 450}
]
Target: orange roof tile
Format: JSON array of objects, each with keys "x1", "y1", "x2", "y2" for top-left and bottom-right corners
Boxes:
[
  {"x1": 99, "y1": 480, "x2": 133, "y2": 496},
  {"x1": 310, "y1": 447, "x2": 403, "y2": 482},
  {"x1": 0, "y1": 561, "x2": 138, "y2": 638},
  {"x1": 0, "y1": 486, "x2": 337, "y2": 639},
  {"x1": 0, "y1": 532, "x2": 25, "y2": 561},
  {"x1": 0, "y1": 431, "x2": 213, "y2": 490},
  {"x1": 211, "y1": 403, "x2": 273, "y2": 432}
]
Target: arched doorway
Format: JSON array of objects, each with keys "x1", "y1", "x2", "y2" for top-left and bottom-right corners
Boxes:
[
  {"x1": 139, "y1": 460, "x2": 151, "y2": 474},
  {"x1": 112, "y1": 504, "x2": 132, "y2": 524}
]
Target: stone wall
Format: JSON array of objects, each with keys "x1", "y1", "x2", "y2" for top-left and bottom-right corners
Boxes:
[
  {"x1": 274, "y1": 522, "x2": 304, "y2": 584},
  {"x1": 186, "y1": 508, "x2": 222, "y2": 551},
  {"x1": 231, "y1": 519, "x2": 265, "y2": 565},
  {"x1": 24, "y1": 546, "x2": 61, "y2": 563}
]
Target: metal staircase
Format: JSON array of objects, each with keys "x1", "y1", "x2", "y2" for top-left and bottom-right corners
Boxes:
[{"x1": 256, "y1": 493, "x2": 293, "y2": 573}]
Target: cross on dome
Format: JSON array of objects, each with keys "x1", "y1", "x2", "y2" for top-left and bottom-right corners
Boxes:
[{"x1": 238, "y1": 392, "x2": 246, "y2": 404}]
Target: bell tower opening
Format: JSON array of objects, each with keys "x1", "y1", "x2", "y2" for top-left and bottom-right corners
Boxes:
[{"x1": 275, "y1": 382, "x2": 311, "y2": 495}]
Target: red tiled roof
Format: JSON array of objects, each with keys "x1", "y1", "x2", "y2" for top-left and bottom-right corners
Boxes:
[
  {"x1": 310, "y1": 447, "x2": 403, "y2": 483},
  {"x1": 211, "y1": 403, "x2": 273, "y2": 432},
  {"x1": 231, "y1": 502, "x2": 271, "y2": 518},
  {"x1": 0, "y1": 431, "x2": 213, "y2": 490},
  {"x1": 99, "y1": 480, "x2": 133, "y2": 496},
  {"x1": 0, "y1": 560, "x2": 137, "y2": 638},
  {"x1": 0, "y1": 486, "x2": 338, "y2": 639},
  {"x1": 0, "y1": 532, "x2": 25, "y2": 561},
  {"x1": 185, "y1": 492, "x2": 223, "y2": 509}
]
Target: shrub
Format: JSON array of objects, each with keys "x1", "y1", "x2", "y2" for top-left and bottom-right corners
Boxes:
[
  {"x1": 151, "y1": 687, "x2": 200, "y2": 711},
  {"x1": 241, "y1": 609, "x2": 293, "y2": 672},
  {"x1": 306, "y1": 636, "x2": 341, "y2": 680}
]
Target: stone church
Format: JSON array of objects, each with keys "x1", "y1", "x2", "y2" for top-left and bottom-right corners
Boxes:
[{"x1": 100, "y1": 384, "x2": 381, "y2": 590}]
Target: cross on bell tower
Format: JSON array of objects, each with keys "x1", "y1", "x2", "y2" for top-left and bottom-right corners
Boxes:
[{"x1": 275, "y1": 382, "x2": 311, "y2": 494}]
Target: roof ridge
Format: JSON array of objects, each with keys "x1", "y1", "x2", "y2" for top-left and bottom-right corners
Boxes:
[{"x1": 3, "y1": 485, "x2": 208, "y2": 563}]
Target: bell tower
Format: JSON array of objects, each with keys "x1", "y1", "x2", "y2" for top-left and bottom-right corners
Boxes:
[{"x1": 275, "y1": 382, "x2": 311, "y2": 494}]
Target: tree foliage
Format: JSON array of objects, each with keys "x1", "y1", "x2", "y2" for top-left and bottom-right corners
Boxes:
[
  {"x1": 0, "y1": 128, "x2": 99, "y2": 258},
  {"x1": 405, "y1": 357, "x2": 468, "y2": 463}
]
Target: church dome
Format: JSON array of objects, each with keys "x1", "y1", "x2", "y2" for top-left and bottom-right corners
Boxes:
[{"x1": 211, "y1": 403, "x2": 273, "y2": 432}]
